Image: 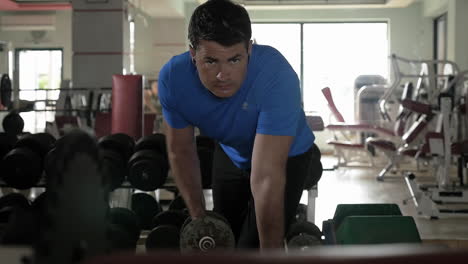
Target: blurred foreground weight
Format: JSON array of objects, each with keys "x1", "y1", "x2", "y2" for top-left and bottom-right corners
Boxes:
[
  {"x1": 98, "y1": 133, "x2": 135, "y2": 190},
  {"x1": 2, "y1": 133, "x2": 56, "y2": 189},
  {"x1": 179, "y1": 211, "x2": 235, "y2": 253},
  {"x1": 286, "y1": 221, "x2": 323, "y2": 250},
  {"x1": 128, "y1": 133, "x2": 169, "y2": 191}
]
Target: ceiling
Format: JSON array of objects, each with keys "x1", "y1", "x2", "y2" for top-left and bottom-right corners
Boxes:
[{"x1": 0, "y1": 0, "x2": 418, "y2": 16}]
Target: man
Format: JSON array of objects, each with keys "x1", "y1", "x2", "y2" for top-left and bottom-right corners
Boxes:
[{"x1": 158, "y1": 0, "x2": 321, "y2": 250}]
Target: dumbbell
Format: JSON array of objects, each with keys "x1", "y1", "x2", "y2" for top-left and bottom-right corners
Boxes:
[
  {"x1": 2, "y1": 111, "x2": 24, "y2": 136},
  {"x1": 196, "y1": 135, "x2": 215, "y2": 189},
  {"x1": 1, "y1": 133, "x2": 56, "y2": 189},
  {"x1": 179, "y1": 211, "x2": 235, "y2": 253},
  {"x1": 0, "y1": 133, "x2": 17, "y2": 174},
  {"x1": 145, "y1": 209, "x2": 189, "y2": 251},
  {"x1": 295, "y1": 203, "x2": 308, "y2": 223},
  {"x1": 97, "y1": 133, "x2": 135, "y2": 190},
  {"x1": 108, "y1": 207, "x2": 141, "y2": 251},
  {"x1": 285, "y1": 221, "x2": 323, "y2": 251},
  {"x1": 128, "y1": 133, "x2": 169, "y2": 191},
  {"x1": 168, "y1": 195, "x2": 187, "y2": 211},
  {"x1": 0, "y1": 193, "x2": 36, "y2": 246},
  {"x1": 131, "y1": 192, "x2": 162, "y2": 230}
]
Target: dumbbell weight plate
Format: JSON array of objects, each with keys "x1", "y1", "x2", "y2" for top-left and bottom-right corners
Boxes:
[
  {"x1": 128, "y1": 150, "x2": 169, "y2": 191},
  {"x1": 99, "y1": 149, "x2": 127, "y2": 190},
  {"x1": 2, "y1": 147, "x2": 42, "y2": 189},
  {"x1": 180, "y1": 215, "x2": 235, "y2": 253},
  {"x1": 151, "y1": 210, "x2": 188, "y2": 231},
  {"x1": 131, "y1": 192, "x2": 162, "y2": 230},
  {"x1": 145, "y1": 224, "x2": 180, "y2": 250},
  {"x1": 288, "y1": 233, "x2": 322, "y2": 250},
  {"x1": 98, "y1": 133, "x2": 135, "y2": 161},
  {"x1": 286, "y1": 221, "x2": 323, "y2": 246},
  {"x1": 2, "y1": 112, "x2": 24, "y2": 136},
  {"x1": 135, "y1": 133, "x2": 167, "y2": 160},
  {"x1": 109, "y1": 207, "x2": 141, "y2": 245},
  {"x1": 168, "y1": 195, "x2": 187, "y2": 211}
]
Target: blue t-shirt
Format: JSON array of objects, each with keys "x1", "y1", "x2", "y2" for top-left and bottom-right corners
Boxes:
[{"x1": 158, "y1": 44, "x2": 314, "y2": 169}]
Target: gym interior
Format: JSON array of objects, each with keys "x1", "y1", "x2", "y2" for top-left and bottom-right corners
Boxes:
[{"x1": 1, "y1": 0, "x2": 468, "y2": 263}]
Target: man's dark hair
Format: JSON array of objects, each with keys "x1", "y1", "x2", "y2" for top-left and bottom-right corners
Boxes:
[{"x1": 188, "y1": 0, "x2": 252, "y2": 50}]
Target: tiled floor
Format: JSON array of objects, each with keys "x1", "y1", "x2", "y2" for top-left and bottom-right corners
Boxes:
[{"x1": 310, "y1": 155, "x2": 468, "y2": 248}]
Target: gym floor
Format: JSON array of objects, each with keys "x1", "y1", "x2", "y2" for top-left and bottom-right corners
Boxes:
[
  {"x1": 312, "y1": 155, "x2": 468, "y2": 249},
  {"x1": 136, "y1": 154, "x2": 468, "y2": 252}
]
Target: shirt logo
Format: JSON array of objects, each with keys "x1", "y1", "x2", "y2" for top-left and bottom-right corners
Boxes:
[{"x1": 242, "y1": 102, "x2": 248, "y2": 110}]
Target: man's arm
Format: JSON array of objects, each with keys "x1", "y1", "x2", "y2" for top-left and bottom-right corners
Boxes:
[
  {"x1": 250, "y1": 133, "x2": 293, "y2": 250},
  {"x1": 164, "y1": 120, "x2": 206, "y2": 218}
]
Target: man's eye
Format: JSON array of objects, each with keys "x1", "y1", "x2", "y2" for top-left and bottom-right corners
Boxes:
[
  {"x1": 205, "y1": 60, "x2": 216, "y2": 65},
  {"x1": 230, "y1": 58, "x2": 240, "y2": 64}
]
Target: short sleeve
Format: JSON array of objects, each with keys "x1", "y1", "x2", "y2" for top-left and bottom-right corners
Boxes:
[
  {"x1": 256, "y1": 69, "x2": 302, "y2": 136},
  {"x1": 158, "y1": 62, "x2": 190, "y2": 129}
]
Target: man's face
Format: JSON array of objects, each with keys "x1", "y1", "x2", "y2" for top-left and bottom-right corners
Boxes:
[{"x1": 190, "y1": 40, "x2": 251, "y2": 98}]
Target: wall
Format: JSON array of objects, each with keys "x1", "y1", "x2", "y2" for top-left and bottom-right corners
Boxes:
[
  {"x1": 134, "y1": 16, "x2": 186, "y2": 83},
  {"x1": 0, "y1": 10, "x2": 72, "y2": 80}
]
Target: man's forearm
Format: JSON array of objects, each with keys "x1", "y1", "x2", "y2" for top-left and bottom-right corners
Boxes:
[
  {"x1": 168, "y1": 148, "x2": 206, "y2": 218},
  {"x1": 251, "y1": 170, "x2": 286, "y2": 249}
]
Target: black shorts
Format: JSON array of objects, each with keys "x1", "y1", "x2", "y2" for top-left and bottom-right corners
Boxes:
[{"x1": 211, "y1": 143, "x2": 322, "y2": 249}]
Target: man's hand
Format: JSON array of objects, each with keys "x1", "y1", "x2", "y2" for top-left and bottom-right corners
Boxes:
[{"x1": 250, "y1": 134, "x2": 293, "y2": 249}]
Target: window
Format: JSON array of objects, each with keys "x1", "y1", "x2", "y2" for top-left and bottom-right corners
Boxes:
[{"x1": 252, "y1": 22, "x2": 389, "y2": 122}]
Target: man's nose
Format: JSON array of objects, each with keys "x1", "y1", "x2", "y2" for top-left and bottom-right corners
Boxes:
[{"x1": 216, "y1": 64, "x2": 230, "y2": 81}]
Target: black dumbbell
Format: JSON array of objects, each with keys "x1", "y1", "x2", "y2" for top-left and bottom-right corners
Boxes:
[
  {"x1": 196, "y1": 135, "x2": 215, "y2": 189},
  {"x1": 108, "y1": 207, "x2": 141, "y2": 251},
  {"x1": 97, "y1": 133, "x2": 135, "y2": 190},
  {"x1": 286, "y1": 221, "x2": 323, "y2": 250},
  {"x1": 0, "y1": 193, "x2": 36, "y2": 246},
  {"x1": 1, "y1": 133, "x2": 56, "y2": 189},
  {"x1": 145, "y1": 209, "x2": 189, "y2": 251},
  {"x1": 128, "y1": 133, "x2": 169, "y2": 191},
  {"x1": 295, "y1": 203, "x2": 308, "y2": 223},
  {"x1": 168, "y1": 195, "x2": 187, "y2": 211},
  {"x1": 131, "y1": 192, "x2": 162, "y2": 230},
  {"x1": 2, "y1": 112, "x2": 24, "y2": 136},
  {"x1": 179, "y1": 211, "x2": 235, "y2": 253}
]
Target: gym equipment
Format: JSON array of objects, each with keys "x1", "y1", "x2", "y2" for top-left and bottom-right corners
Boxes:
[
  {"x1": 295, "y1": 203, "x2": 307, "y2": 223},
  {"x1": 130, "y1": 192, "x2": 162, "y2": 230},
  {"x1": 0, "y1": 132, "x2": 16, "y2": 160},
  {"x1": 168, "y1": 195, "x2": 187, "y2": 211},
  {"x1": 97, "y1": 133, "x2": 135, "y2": 190},
  {"x1": 146, "y1": 210, "x2": 189, "y2": 250},
  {"x1": 128, "y1": 133, "x2": 169, "y2": 191},
  {"x1": 2, "y1": 133, "x2": 56, "y2": 189},
  {"x1": 36, "y1": 129, "x2": 109, "y2": 264},
  {"x1": 111, "y1": 75, "x2": 143, "y2": 139},
  {"x1": 108, "y1": 207, "x2": 140, "y2": 251},
  {"x1": 196, "y1": 135, "x2": 215, "y2": 189},
  {"x1": 0, "y1": 193, "x2": 31, "y2": 224},
  {"x1": 2, "y1": 111, "x2": 24, "y2": 136},
  {"x1": 0, "y1": 74, "x2": 12, "y2": 108},
  {"x1": 321, "y1": 203, "x2": 421, "y2": 245},
  {"x1": 179, "y1": 211, "x2": 235, "y2": 253},
  {"x1": 286, "y1": 221, "x2": 323, "y2": 250},
  {"x1": 334, "y1": 215, "x2": 421, "y2": 244}
]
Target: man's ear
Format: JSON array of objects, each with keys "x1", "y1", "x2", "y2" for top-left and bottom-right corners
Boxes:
[
  {"x1": 248, "y1": 40, "x2": 253, "y2": 56},
  {"x1": 189, "y1": 45, "x2": 196, "y2": 59}
]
